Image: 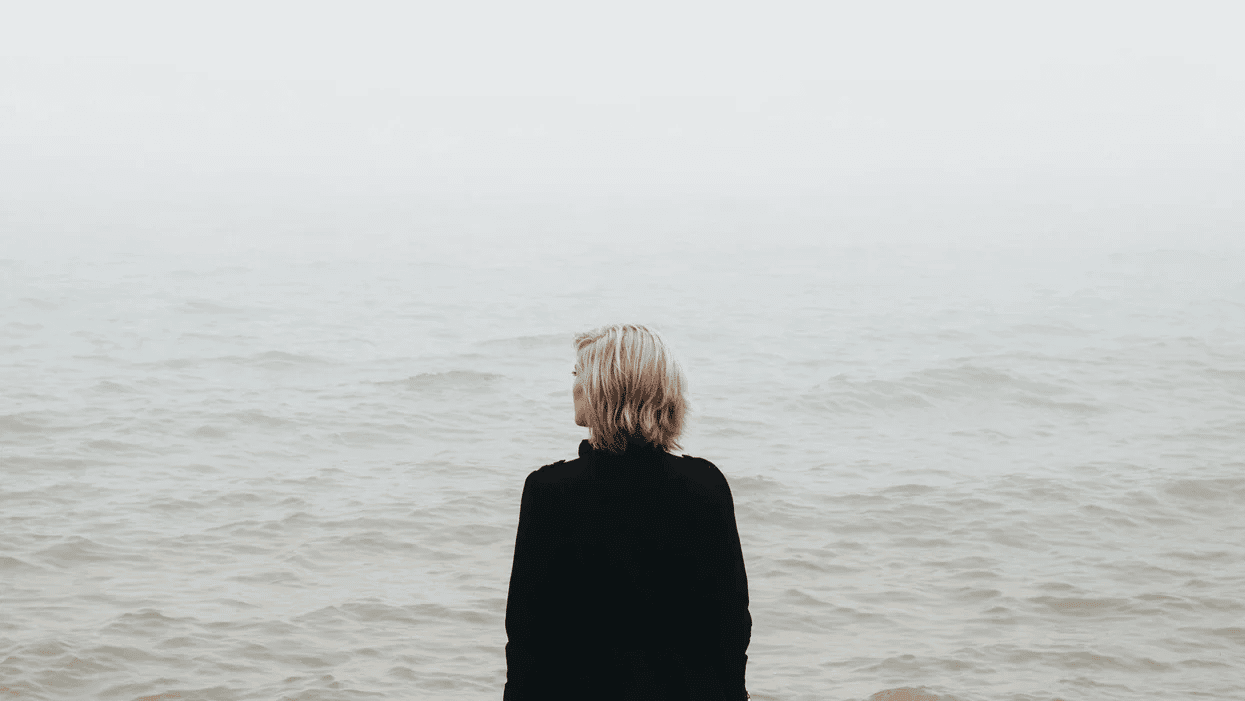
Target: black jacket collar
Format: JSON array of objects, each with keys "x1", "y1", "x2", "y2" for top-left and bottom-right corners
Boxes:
[{"x1": 579, "y1": 434, "x2": 664, "y2": 460}]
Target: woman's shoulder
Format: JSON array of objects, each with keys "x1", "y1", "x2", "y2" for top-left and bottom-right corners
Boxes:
[
  {"x1": 526, "y1": 455, "x2": 587, "y2": 485},
  {"x1": 668, "y1": 451, "x2": 731, "y2": 492}
]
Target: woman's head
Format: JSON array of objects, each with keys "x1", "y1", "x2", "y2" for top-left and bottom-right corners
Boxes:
[{"x1": 572, "y1": 324, "x2": 688, "y2": 454}]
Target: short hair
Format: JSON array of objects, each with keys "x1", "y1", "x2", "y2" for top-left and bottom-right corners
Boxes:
[{"x1": 574, "y1": 324, "x2": 689, "y2": 454}]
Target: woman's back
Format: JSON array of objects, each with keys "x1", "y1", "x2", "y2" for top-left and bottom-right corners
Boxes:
[{"x1": 504, "y1": 437, "x2": 750, "y2": 701}]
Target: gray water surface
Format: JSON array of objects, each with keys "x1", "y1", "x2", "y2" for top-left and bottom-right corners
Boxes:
[{"x1": 2, "y1": 238, "x2": 1242, "y2": 701}]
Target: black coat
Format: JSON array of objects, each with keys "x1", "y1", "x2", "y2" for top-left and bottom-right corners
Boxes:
[{"x1": 504, "y1": 436, "x2": 751, "y2": 701}]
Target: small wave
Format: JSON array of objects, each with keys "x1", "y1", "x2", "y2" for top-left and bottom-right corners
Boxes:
[
  {"x1": 433, "y1": 522, "x2": 509, "y2": 546},
  {"x1": 984, "y1": 528, "x2": 1042, "y2": 550},
  {"x1": 227, "y1": 410, "x2": 293, "y2": 427},
  {"x1": 159, "y1": 351, "x2": 333, "y2": 370},
  {"x1": 160, "y1": 358, "x2": 202, "y2": 369},
  {"x1": 232, "y1": 351, "x2": 332, "y2": 369},
  {"x1": 1029, "y1": 595, "x2": 1131, "y2": 616},
  {"x1": 87, "y1": 644, "x2": 163, "y2": 664},
  {"x1": 913, "y1": 365, "x2": 1070, "y2": 397},
  {"x1": 333, "y1": 531, "x2": 439, "y2": 556},
  {"x1": 954, "y1": 587, "x2": 1002, "y2": 601},
  {"x1": 1165, "y1": 478, "x2": 1245, "y2": 503},
  {"x1": 294, "y1": 605, "x2": 346, "y2": 625},
  {"x1": 339, "y1": 601, "x2": 419, "y2": 624},
  {"x1": 893, "y1": 536, "x2": 954, "y2": 549},
  {"x1": 91, "y1": 380, "x2": 135, "y2": 394},
  {"x1": 807, "y1": 364, "x2": 1087, "y2": 414},
  {"x1": 228, "y1": 568, "x2": 305, "y2": 585},
  {"x1": 102, "y1": 609, "x2": 187, "y2": 637},
  {"x1": 149, "y1": 498, "x2": 205, "y2": 513},
  {"x1": 179, "y1": 332, "x2": 255, "y2": 344},
  {"x1": 34, "y1": 537, "x2": 145, "y2": 566},
  {"x1": 0, "y1": 555, "x2": 43, "y2": 572},
  {"x1": 1201, "y1": 626, "x2": 1245, "y2": 643},
  {"x1": 1191, "y1": 596, "x2": 1245, "y2": 612},
  {"x1": 781, "y1": 587, "x2": 830, "y2": 608},
  {"x1": 194, "y1": 425, "x2": 229, "y2": 439},
  {"x1": 21, "y1": 297, "x2": 57, "y2": 310},
  {"x1": 804, "y1": 377, "x2": 934, "y2": 412},
  {"x1": 1009, "y1": 322, "x2": 1091, "y2": 337},
  {"x1": 178, "y1": 300, "x2": 245, "y2": 314},
  {"x1": 85, "y1": 439, "x2": 149, "y2": 454},
  {"x1": 2, "y1": 456, "x2": 92, "y2": 471},
  {"x1": 381, "y1": 370, "x2": 504, "y2": 392},
  {"x1": 865, "y1": 651, "x2": 983, "y2": 676},
  {"x1": 952, "y1": 569, "x2": 1000, "y2": 580},
  {"x1": 320, "y1": 516, "x2": 410, "y2": 531},
  {"x1": 330, "y1": 429, "x2": 410, "y2": 445},
  {"x1": 208, "y1": 496, "x2": 264, "y2": 513},
  {"x1": 282, "y1": 554, "x2": 329, "y2": 571},
  {"x1": 213, "y1": 598, "x2": 260, "y2": 609},
  {"x1": 869, "y1": 688, "x2": 962, "y2": 701},
  {"x1": 474, "y1": 333, "x2": 569, "y2": 350},
  {"x1": 1022, "y1": 647, "x2": 1176, "y2": 672},
  {"x1": 18, "y1": 639, "x2": 73, "y2": 660},
  {"x1": 883, "y1": 484, "x2": 936, "y2": 496},
  {"x1": 772, "y1": 557, "x2": 850, "y2": 574},
  {"x1": 1165, "y1": 549, "x2": 1232, "y2": 562},
  {"x1": 0, "y1": 414, "x2": 44, "y2": 434},
  {"x1": 407, "y1": 602, "x2": 493, "y2": 626},
  {"x1": 729, "y1": 475, "x2": 783, "y2": 494},
  {"x1": 1204, "y1": 366, "x2": 1245, "y2": 384},
  {"x1": 939, "y1": 555, "x2": 997, "y2": 570},
  {"x1": 1011, "y1": 395, "x2": 1100, "y2": 414}
]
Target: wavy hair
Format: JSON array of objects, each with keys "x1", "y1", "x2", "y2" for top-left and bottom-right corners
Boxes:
[{"x1": 574, "y1": 324, "x2": 689, "y2": 454}]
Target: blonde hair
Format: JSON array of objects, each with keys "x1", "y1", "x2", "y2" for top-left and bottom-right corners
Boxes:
[{"x1": 574, "y1": 324, "x2": 688, "y2": 454}]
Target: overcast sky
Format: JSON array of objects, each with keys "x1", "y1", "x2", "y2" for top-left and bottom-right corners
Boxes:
[{"x1": 2, "y1": 1, "x2": 1243, "y2": 247}]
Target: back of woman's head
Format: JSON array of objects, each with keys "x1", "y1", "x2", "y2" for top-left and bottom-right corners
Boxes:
[{"x1": 574, "y1": 324, "x2": 688, "y2": 454}]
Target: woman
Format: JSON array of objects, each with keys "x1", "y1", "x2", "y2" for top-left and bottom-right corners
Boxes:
[{"x1": 504, "y1": 324, "x2": 751, "y2": 700}]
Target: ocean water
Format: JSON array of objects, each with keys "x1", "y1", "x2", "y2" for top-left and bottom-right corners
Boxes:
[{"x1": 1, "y1": 230, "x2": 1243, "y2": 701}]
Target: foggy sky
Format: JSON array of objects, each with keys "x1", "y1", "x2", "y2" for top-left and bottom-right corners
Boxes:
[{"x1": 3, "y1": 1, "x2": 1243, "y2": 249}]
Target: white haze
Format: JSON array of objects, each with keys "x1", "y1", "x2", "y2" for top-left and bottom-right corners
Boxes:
[{"x1": 2, "y1": 0, "x2": 1244, "y2": 254}]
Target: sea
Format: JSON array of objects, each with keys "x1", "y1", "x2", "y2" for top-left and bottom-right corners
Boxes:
[{"x1": 2, "y1": 206, "x2": 1243, "y2": 701}]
